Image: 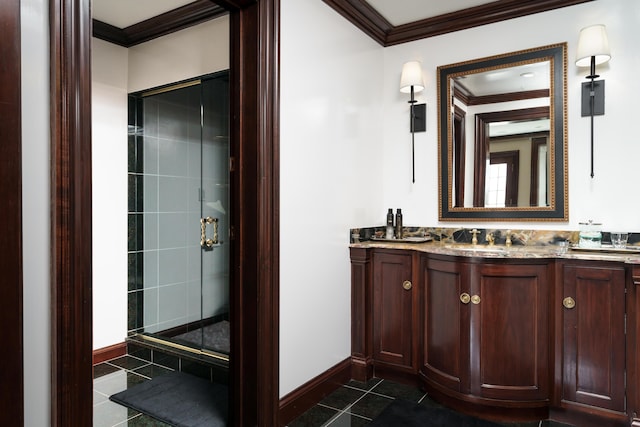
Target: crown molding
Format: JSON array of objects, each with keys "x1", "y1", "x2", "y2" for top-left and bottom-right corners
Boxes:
[
  {"x1": 323, "y1": 0, "x2": 595, "y2": 47},
  {"x1": 93, "y1": 0, "x2": 227, "y2": 47}
]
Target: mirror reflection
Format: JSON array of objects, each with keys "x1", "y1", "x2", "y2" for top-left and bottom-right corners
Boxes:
[{"x1": 438, "y1": 43, "x2": 568, "y2": 221}]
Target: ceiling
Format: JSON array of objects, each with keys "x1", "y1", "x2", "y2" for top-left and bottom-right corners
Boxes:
[{"x1": 364, "y1": 0, "x2": 496, "y2": 27}]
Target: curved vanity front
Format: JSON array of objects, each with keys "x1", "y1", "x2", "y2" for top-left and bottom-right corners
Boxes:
[{"x1": 349, "y1": 241, "x2": 639, "y2": 427}]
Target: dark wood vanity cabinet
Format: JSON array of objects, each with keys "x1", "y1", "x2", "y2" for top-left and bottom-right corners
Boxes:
[
  {"x1": 421, "y1": 256, "x2": 550, "y2": 406},
  {"x1": 371, "y1": 250, "x2": 418, "y2": 373},
  {"x1": 421, "y1": 257, "x2": 469, "y2": 394},
  {"x1": 350, "y1": 247, "x2": 636, "y2": 425},
  {"x1": 555, "y1": 261, "x2": 627, "y2": 422},
  {"x1": 349, "y1": 247, "x2": 419, "y2": 381}
]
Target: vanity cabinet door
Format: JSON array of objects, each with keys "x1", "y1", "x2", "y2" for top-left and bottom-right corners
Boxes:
[
  {"x1": 372, "y1": 250, "x2": 416, "y2": 371},
  {"x1": 471, "y1": 262, "x2": 550, "y2": 402},
  {"x1": 559, "y1": 262, "x2": 626, "y2": 414},
  {"x1": 422, "y1": 257, "x2": 470, "y2": 393}
]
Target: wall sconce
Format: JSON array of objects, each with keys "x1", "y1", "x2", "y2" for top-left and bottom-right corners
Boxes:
[
  {"x1": 576, "y1": 24, "x2": 611, "y2": 178},
  {"x1": 400, "y1": 61, "x2": 426, "y2": 183}
]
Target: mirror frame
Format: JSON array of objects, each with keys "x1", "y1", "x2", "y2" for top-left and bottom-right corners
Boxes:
[{"x1": 438, "y1": 43, "x2": 568, "y2": 221}]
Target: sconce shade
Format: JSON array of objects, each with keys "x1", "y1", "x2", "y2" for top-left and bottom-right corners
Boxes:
[
  {"x1": 400, "y1": 61, "x2": 425, "y2": 93},
  {"x1": 576, "y1": 24, "x2": 611, "y2": 67}
]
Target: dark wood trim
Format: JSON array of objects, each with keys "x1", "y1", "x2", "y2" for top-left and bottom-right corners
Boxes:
[
  {"x1": 92, "y1": 20, "x2": 128, "y2": 46},
  {"x1": 323, "y1": 0, "x2": 594, "y2": 47},
  {"x1": 454, "y1": 87, "x2": 549, "y2": 107},
  {"x1": 256, "y1": 0, "x2": 280, "y2": 424},
  {"x1": 50, "y1": 0, "x2": 94, "y2": 425},
  {"x1": 350, "y1": 247, "x2": 373, "y2": 382},
  {"x1": 216, "y1": 0, "x2": 258, "y2": 9},
  {"x1": 93, "y1": 0, "x2": 228, "y2": 47},
  {"x1": 228, "y1": 7, "x2": 258, "y2": 425},
  {"x1": 530, "y1": 136, "x2": 548, "y2": 206},
  {"x1": 0, "y1": 0, "x2": 23, "y2": 424},
  {"x1": 92, "y1": 342, "x2": 127, "y2": 365},
  {"x1": 279, "y1": 358, "x2": 352, "y2": 426},
  {"x1": 320, "y1": 0, "x2": 391, "y2": 46},
  {"x1": 453, "y1": 105, "x2": 466, "y2": 208},
  {"x1": 230, "y1": 0, "x2": 280, "y2": 425},
  {"x1": 467, "y1": 89, "x2": 550, "y2": 106},
  {"x1": 629, "y1": 266, "x2": 640, "y2": 426}
]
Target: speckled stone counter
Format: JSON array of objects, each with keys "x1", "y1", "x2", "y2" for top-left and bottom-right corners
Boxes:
[{"x1": 349, "y1": 226, "x2": 640, "y2": 264}]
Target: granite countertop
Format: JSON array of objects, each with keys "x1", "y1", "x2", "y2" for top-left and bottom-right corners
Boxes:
[{"x1": 350, "y1": 240, "x2": 640, "y2": 264}]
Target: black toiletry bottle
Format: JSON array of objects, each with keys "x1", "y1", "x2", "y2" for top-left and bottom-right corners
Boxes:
[
  {"x1": 395, "y1": 209, "x2": 403, "y2": 239},
  {"x1": 386, "y1": 208, "x2": 394, "y2": 239}
]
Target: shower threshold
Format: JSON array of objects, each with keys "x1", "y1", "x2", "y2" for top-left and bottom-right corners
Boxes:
[{"x1": 127, "y1": 332, "x2": 229, "y2": 369}]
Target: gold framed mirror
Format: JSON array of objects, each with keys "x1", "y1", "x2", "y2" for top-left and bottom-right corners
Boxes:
[{"x1": 438, "y1": 43, "x2": 568, "y2": 221}]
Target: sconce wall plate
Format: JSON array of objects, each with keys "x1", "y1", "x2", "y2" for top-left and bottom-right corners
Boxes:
[
  {"x1": 412, "y1": 103, "x2": 426, "y2": 132},
  {"x1": 581, "y1": 80, "x2": 605, "y2": 116}
]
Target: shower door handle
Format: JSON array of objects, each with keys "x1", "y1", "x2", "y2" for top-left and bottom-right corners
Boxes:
[{"x1": 200, "y1": 217, "x2": 219, "y2": 248}]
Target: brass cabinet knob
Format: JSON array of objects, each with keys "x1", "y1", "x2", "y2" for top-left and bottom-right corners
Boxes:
[
  {"x1": 471, "y1": 294, "x2": 481, "y2": 305},
  {"x1": 460, "y1": 293, "x2": 471, "y2": 304},
  {"x1": 563, "y1": 296, "x2": 576, "y2": 309},
  {"x1": 402, "y1": 280, "x2": 412, "y2": 291}
]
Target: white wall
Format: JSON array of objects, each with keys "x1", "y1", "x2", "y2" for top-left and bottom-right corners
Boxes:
[
  {"x1": 280, "y1": 0, "x2": 385, "y2": 397},
  {"x1": 92, "y1": 38, "x2": 129, "y2": 350},
  {"x1": 279, "y1": 0, "x2": 640, "y2": 398},
  {"x1": 91, "y1": 17, "x2": 230, "y2": 350},
  {"x1": 128, "y1": 16, "x2": 229, "y2": 92},
  {"x1": 21, "y1": 0, "x2": 50, "y2": 425},
  {"x1": 381, "y1": 0, "x2": 640, "y2": 231}
]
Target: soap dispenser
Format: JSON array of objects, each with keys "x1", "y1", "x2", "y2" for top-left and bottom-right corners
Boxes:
[
  {"x1": 395, "y1": 209, "x2": 403, "y2": 239},
  {"x1": 386, "y1": 209, "x2": 394, "y2": 239}
]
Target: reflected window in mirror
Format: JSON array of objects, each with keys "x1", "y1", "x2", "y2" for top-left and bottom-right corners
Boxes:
[{"x1": 438, "y1": 43, "x2": 567, "y2": 221}]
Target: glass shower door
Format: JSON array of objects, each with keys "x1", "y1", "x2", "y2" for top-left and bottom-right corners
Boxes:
[
  {"x1": 132, "y1": 72, "x2": 230, "y2": 359},
  {"x1": 198, "y1": 75, "x2": 230, "y2": 356}
]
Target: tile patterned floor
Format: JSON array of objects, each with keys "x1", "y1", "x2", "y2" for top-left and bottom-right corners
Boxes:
[
  {"x1": 94, "y1": 356, "x2": 574, "y2": 427},
  {"x1": 93, "y1": 354, "x2": 175, "y2": 427},
  {"x1": 288, "y1": 377, "x2": 575, "y2": 427}
]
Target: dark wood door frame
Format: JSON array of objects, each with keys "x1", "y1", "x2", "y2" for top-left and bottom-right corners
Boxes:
[
  {"x1": 0, "y1": 0, "x2": 24, "y2": 424},
  {"x1": 50, "y1": 0, "x2": 279, "y2": 425}
]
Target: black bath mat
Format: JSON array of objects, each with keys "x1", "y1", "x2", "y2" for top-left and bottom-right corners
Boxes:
[
  {"x1": 110, "y1": 371, "x2": 227, "y2": 427},
  {"x1": 369, "y1": 398, "x2": 502, "y2": 427}
]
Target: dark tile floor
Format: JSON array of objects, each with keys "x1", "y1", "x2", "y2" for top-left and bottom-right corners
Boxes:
[
  {"x1": 288, "y1": 377, "x2": 575, "y2": 427},
  {"x1": 93, "y1": 354, "x2": 175, "y2": 426},
  {"x1": 94, "y1": 355, "x2": 574, "y2": 427}
]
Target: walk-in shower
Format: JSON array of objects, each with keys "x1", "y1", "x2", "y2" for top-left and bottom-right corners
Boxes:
[{"x1": 127, "y1": 71, "x2": 230, "y2": 362}]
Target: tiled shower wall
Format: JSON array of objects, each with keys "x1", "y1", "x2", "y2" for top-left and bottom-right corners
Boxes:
[{"x1": 127, "y1": 74, "x2": 230, "y2": 337}]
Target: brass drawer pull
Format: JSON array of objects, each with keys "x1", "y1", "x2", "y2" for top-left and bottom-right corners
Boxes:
[
  {"x1": 471, "y1": 294, "x2": 481, "y2": 305},
  {"x1": 563, "y1": 297, "x2": 576, "y2": 309},
  {"x1": 460, "y1": 293, "x2": 471, "y2": 304},
  {"x1": 402, "y1": 280, "x2": 412, "y2": 291}
]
